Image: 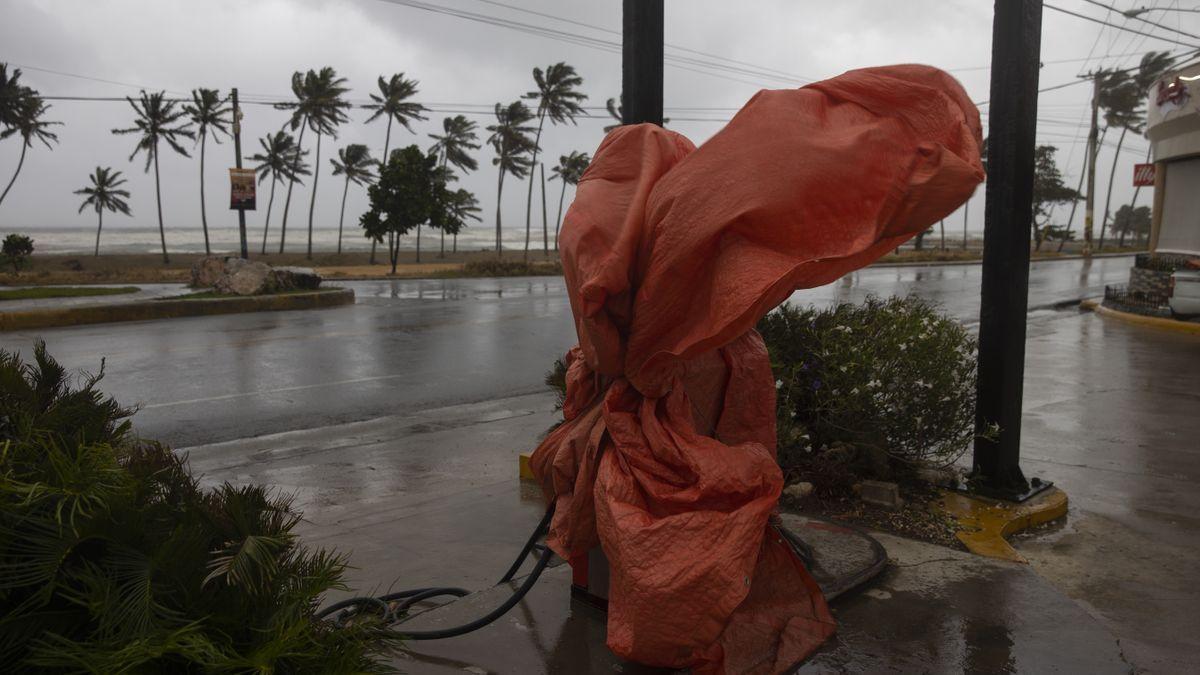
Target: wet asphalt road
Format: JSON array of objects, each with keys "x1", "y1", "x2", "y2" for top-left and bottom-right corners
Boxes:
[{"x1": 0, "y1": 256, "x2": 1134, "y2": 447}]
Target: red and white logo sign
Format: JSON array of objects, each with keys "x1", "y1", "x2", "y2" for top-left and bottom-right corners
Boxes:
[{"x1": 1133, "y1": 163, "x2": 1155, "y2": 187}]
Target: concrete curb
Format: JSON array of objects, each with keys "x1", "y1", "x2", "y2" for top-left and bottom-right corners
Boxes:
[
  {"x1": 939, "y1": 487, "x2": 1068, "y2": 563},
  {"x1": 0, "y1": 288, "x2": 355, "y2": 332},
  {"x1": 1081, "y1": 297, "x2": 1200, "y2": 335}
]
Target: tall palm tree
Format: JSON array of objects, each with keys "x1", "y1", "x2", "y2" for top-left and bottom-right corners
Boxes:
[
  {"x1": 330, "y1": 143, "x2": 375, "y2": 254},
  {"x1": 250, "y1": 131, "x2": 309, "y2": 254},
  {"x1": 0, "y1": 89, "x2": 59, "y2": 207},
  {"x1": 1099, "y1": 51, "x2": 1174, "y2": 251},
  {"x1": 428, "y1": 115, "x2": 480, "y2": 256},
  {"x1": 74, "y1": 166, "x2": 131, "y2": 256},
  {"x1": 274, "y1": 67, "x2": 352, "y2": 258},
  {"x1": 183, "y1": 88, "x2": 231, "y2": 255},
  {"x1": 486, "y1": 101, "x2": 536, "y2": 258},
  {"x1": 522, "y1": 63, "x2": 586, "y2": 260},
  {"x1": 112, "y1": 91, "x2": 194, "y2": 264},
  {"x1": 364, "y1": 73, "x2": 427, "y2": 264},
  {"x1": 549, "y1": 150, "x2": 590, "y2": 250}
]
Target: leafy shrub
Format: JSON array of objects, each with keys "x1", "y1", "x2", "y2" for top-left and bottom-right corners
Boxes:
[
  {"x1": 2, "y1": 233, "x2": 33, "y2": 274},
  {"x1": 463, "y1": 259, "x2": 562, "y2": 277},
  {"x1": 758, "y1": 296, "x2": 985, "y2": 479},
  {"x1": 0, "y1": 342, "x2": 398, "y2": 672}
]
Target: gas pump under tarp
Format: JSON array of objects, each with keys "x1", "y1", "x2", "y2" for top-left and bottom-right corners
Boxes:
[{"x1": 529, "y1": 65, "x2": 984, "y2": 674}]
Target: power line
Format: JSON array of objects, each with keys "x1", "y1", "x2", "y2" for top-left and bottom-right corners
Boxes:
[
  {"x1": 1044, "y1": 2, "x2": 1200, "y2": 47},
  {"x1": 1079, "y1": 0, "x2": 1200, "y2": 40}
]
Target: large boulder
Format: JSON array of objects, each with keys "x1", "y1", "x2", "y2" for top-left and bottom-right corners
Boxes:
[
  {"x1": 214, "y1": 259, "x2": 274, "y2": 296},
  {"x1": 190, "y1": 256, "x2": 227, "y2": 288},
  {"x1": 271, "y1": 266, "x2": 322, "y2": 291}
]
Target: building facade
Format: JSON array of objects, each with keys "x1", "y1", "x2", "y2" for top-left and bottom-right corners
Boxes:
[{"x1": 1147, "y1": 61, "x2": 1200, "y2": 256}]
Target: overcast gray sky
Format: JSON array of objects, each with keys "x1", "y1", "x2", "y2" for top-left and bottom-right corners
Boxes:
[{"x1": 1, "y1": 0, "x2": 1195, "y2": 251}]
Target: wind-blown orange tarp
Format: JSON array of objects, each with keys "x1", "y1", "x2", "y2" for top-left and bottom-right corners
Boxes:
[{"x1": 530, "y1": 65, "x2": 984, "y2": 674}]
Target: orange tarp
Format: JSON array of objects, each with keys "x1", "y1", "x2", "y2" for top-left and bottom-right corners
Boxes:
[{"x1": 530, "y1": 64, "x2": 984, "y2": 674}]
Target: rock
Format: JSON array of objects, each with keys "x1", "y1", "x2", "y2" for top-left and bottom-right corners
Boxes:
[
  {"x1": 190, "y1": 255, "x2": 227, "y2": 288},
  {"x1": 916, "y1": 465, "x2": 962, "y2": 488},
  {"x1": 783, "y1": 482, "x2": 814, "y2": 500},
  {"x1": 858, "y1": 480, "x2": 904, "y2": 509},
  {"x1": 270, "y1": 266, "x2": 322, "y2": 291},
  {"x1": 214, "y1": 260, "x2": 273, "y2": 296}
]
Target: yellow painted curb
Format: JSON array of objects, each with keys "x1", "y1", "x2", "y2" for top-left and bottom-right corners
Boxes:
[
  {"x1": 939, "y1": 487, "x2": 1068, "y2": 563},
  {"x1": 1083, "y1": 299, "x2": 1200, "y2": 335},
  {"x1": 518, "y1": 452, "x2": 535, "y2": 480},
  {"x1": 0, "y1": 288, "x2": 354, "y2": 332}
]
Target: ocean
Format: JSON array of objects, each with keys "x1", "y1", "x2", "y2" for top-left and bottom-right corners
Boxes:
[{"x1": 12, "y1": 225, "x2": 550, "y2": 256}]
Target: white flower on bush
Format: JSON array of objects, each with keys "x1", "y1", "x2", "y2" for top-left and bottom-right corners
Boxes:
[{"x1": 775, "y1": 379, "x2": 782, "y2": 390}]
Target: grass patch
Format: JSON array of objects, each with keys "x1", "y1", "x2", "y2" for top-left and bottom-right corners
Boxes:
[{"x1": 0, "y1": 285, "x2": 139, "y2": 301}]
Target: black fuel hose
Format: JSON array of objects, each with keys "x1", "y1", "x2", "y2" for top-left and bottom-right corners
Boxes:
[{"x1": 316, "y1": 503, "x2": 557, "y2": 639}]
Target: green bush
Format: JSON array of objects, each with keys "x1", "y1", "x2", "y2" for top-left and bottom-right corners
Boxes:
[
  {"x1": 462, "y1": 259, "x2": 562, "y2": 277},
  {"x1": 0, "y1": 342, "x2": 398, "y2": 672},
  {"x1": 758, "y1": 296, "x2": 986, "y2": 479},
  {"x1": 2, "y1": 233, "x2": 34, "y2": 274}
]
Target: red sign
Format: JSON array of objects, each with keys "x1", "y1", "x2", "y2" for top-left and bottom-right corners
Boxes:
[{"x1": 1133, "y1": 163, "x2": 1155, "y2": 187}]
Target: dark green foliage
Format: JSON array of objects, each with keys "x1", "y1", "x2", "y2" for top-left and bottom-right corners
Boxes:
[
  {"x1": 545, "y1": 357, "x2": 567, "y2": 411},
  {"x1": 360, "y1": 145, "x2": 440, "y2": 274},
  {"x1": 0, "y1": 343, "x2": 399, "y2": 672},
  {"x1": 1112, "y1": 204, "x2": 1151, "y2": 245},
  {"x1": 2, "y1": 233, "x2": 33, "y2": 273},
  {"x1": 758, "y1": 296, "x2": 987, "y2": 480}
]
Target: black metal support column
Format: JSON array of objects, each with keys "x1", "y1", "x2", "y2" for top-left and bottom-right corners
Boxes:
[
  {"x1": 622, "y1": 0, "x2": 663, "y2": 126},
  {"x1": 973, "y1": 0, "x2": 1044, "y2": 500}
]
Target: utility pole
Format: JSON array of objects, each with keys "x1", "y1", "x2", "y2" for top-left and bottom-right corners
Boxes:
[
  {"x1": 622, "y1": 0, "x2": 664, "y2": 125},
  {"x1": 231, "y1": 88, "x2": 249, "y2": 259},
  {"x1": 1083, "y1": 73, "x2": 1101, "y2": 258},
  {"x1": 973, "y1": 0, "x2": 1045, "y2": 501}
]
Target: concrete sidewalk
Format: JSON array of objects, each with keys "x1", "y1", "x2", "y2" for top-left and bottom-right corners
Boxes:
[{"x1": 177, "y1": 307, "x2": 1199, "y2": 672}]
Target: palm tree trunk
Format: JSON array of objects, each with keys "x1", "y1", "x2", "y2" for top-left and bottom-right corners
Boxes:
[
  {"x1": 416, "y1": 220, "x2": 422, "y2": 263},
  {"x1": 153, "y1": 148, "x2": 169, "y2": 264},
  {"x1": 337, "y1": 176, "x2": 349, "y2": 254},
  {"x1": 390, "y1": 230, "x2": 400, "y2": 275},
  {"x1": 199, "y1": 131, "x2": 211, "y2": 255},
  {"x1": 939, "y1": 219, "x2": 945, "y2": 250},
  {"x1": 0, "y1": 142, "x2": 28, "y2": 206},
  {"x1": 371, "y1": 117, "x2": 393, "y2": 265},
  {"x1": 1123, "y1": 145, "x2": 1153, "y2": 249},
  {"x1": 555, "y1": 180, "x2": 567, "y2": 250},
  {"x1": 496, "y1": 168, "x2": 506, "y2": 258},
  {"x1": 962, "y1": 201, "x2": 969, "y2": 250},
  {"x1": 439, "y1": 153, "x2": 448, "y2": 259},
  {"x1": 280, "y1": 119, "x2": 308, "y2": 254},
  {"x1": 1062, "y1": 127, "x2": 1106, "y2": 253},
  {"x1": 541, "y1": 163, "x2": 549, "y2": 256},
  {"x1": 261, "y1": 177, "x2": 277, "y2": 255},
  {"x1": 1099, "y1": 126, "x2": 1129, "y2": 253},
  {"x1": 306, "y1": 131, "x2": 322, "y2": 260},
  {"x1": 94, "y1": 210, "x2": 103, "y2": 257},
  {"x1": 524, "y1": 113, "x2": 546, "y2": 262}
]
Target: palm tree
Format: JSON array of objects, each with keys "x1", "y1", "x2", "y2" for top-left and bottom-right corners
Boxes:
[
  {"x1": 250, "y1": 131, "x2": 310, "y2": 254},
  {"x1": 0, "y1": 63, "x2": 27, "y2": 130},
  {"x1": 549, "y1": 150, "x2": 590, "y2": 249},
  {"x1": 330, "y1": 143, "x2": 375, "y2": 254},
  {"x1": 183, "y1": 88, "x2": 231, "y2": 255},
  {"x1": 274, "y1": 67, "x2": 352, "y2": 258},
  {"x1": 431, "y1": 186, "x2": 482, "y2": 252},
  {"x1": 0, "y1": 89, "x2": 59, "y2": 207},
  {"x1": 486, "y1": 101, "x2": 536, "y2": 257},
  {"x1": 74, "y1": 166, "x2": 131, "y2": 256},
  {"x1": 112, "y1": 91, "x2": 194, "y2": 264},
  {"x1": 364, "y1": 73, "x2": 427, "y2": 264},
  {"x1": 428, "y1": 115, "x2": 480, "y2": 256},
  {"x1": 1099, "y1": 51, "x2": 1174, "y2": 251},
  {"x1": 522, "y1": 63, "x2": 586, "y2": 259}
]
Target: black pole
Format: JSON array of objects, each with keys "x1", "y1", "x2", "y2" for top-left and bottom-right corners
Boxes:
[
  {"x1": 973, "y1": 0, "x2": 1044, "y2": 500},
  {"x1": 232, "y1": 88, "x2": 249, "y2": 259},
  {"x1": 622, "y1": 0, "x2": 663, "y2": 126}
]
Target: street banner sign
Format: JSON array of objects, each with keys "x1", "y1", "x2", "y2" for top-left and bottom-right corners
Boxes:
[
  {"x1": 229, "y1": 168, "x2": 257, "y2": 210},
  {"x1": 1133, "y1": 163, "x2": 1155, "y2": 187}
]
